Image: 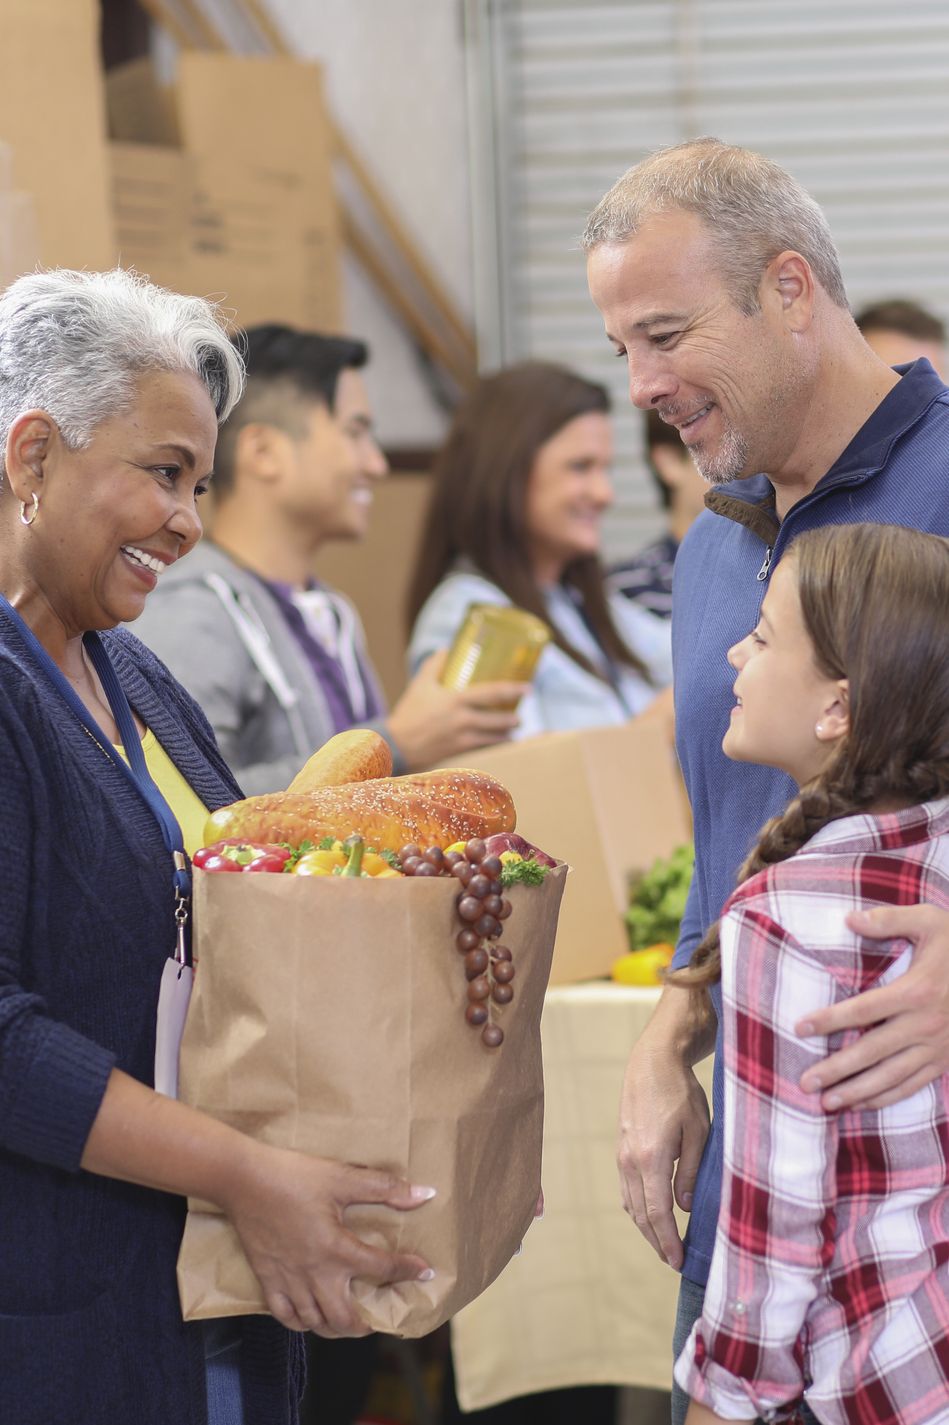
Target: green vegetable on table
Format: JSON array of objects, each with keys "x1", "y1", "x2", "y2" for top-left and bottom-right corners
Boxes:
[{"x1": 625, "y1": 843, "x2": 694, "y2": 951}]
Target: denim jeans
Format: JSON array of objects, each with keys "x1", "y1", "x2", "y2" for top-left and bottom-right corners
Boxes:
[
  {"x1": 670, "y1": 1276, "x2": 820, "y2": 1425},
  {"x1": 671, "y1": 1276, "x2": 708, "y2": 1425},
  {"x1": 204, "y1": 1318, "x2": 245, "y2": 1425}
]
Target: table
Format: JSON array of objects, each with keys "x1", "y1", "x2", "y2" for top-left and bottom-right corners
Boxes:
[{"x1": 450, "y1": 983, "x2": 715, "y2": 1411}]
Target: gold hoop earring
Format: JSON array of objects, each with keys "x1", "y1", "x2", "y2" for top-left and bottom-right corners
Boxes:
[{"x1": 19, "y1": 492, "x2": 39, "y2": 527}]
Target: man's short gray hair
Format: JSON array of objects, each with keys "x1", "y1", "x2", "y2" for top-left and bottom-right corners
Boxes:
[
  {"x1": 581, "y1": 137, "x2": 848, "y2": 315},
  {"x1": 0, "y1": 268, "x2": 245, "y2": 474}
]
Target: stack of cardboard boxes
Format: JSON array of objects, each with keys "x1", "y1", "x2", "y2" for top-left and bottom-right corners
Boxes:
[
  {"x1": 0, "y1": 0, "x2": 114, "y2": 273},
  {"x1": 109, "y1": 52, "x2": 342, "y2": 331},
  {"x1": 0, "y1": 0, "x2": 341, "y2": 332}
]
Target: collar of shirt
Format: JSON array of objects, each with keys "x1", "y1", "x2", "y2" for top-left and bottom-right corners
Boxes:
[
  {"x1": 257, "y1": 575, "x2": 369, "y2": 731},
  {"x1": 796, "y1": 794, "x2": 949, "y2": 858},
  {"x1": 704, "y1": 358, "x2": 949, "y2": 533}
]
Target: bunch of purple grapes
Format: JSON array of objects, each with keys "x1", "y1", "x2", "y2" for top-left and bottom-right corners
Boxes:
[{"x1": 400, "y1": 837, "x2": 514, "y2": 1048}]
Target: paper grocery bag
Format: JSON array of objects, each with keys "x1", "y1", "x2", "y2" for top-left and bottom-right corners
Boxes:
[{"x1": 176, "y1": 864, "x2": 566, "y2": 1337}]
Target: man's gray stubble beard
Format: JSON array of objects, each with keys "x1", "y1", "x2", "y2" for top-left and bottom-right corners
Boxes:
[{"x1": 688, "y1": 419, "x2": 749, "y2": 486}]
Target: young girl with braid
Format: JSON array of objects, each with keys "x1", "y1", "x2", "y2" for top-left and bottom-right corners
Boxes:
[{"x1": 673, "y1": 523, "x2": 949, "y2": 1425}]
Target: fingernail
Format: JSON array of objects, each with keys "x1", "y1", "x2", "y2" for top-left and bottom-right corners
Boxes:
[
  {"x1": 410, "y1": 1185, "x2": 437, "y2": 1202},
  {"x1": 417, "y1": 1267, "x2": 436, "y2": 1281},
  {"x1": 801, "y1": 1075, "x2": 820, "y2": 1092},
  {"x1": 538, "y1": 1206, "x2": 545, "y2": 1221},
  {"x1": 797, "y1": 1021, "x2": 815, "y2": 1037},
  {"x1": 681, "y1": 1192, "x2": 692, "y2": 1208},
  {"x1": 514, "y1": 1242, "x2": 523, "y2": 1256},
  {"x1": 824, "y1": 1093, "x2": 842, "y2": 1110}
]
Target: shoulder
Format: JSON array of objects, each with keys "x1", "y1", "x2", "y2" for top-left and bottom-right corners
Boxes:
[
  {"x1": 421, "y1": 570, "x2": 508, "y2": 611},
  {"x1": 611, "y1": 534, "x2": 677, "y2": 577},
  {"x1": 102, "y1": 626, "x2": 200, "y2": 709},
  {"x1": 141, "y1": 542, "x2": 274, "y2": 615},
  {"x1": 725, "y1": 851, "x2": 856, "y2": 922},
  {"x1": 408, "y1": 571, "x2": 508, "y2": 665},
  {"x1": 721, "y1": 838, "x2": 944, "y2": 976},
  {"x1": 881, "y1": 384, "x2": 949, "y2": 484},
  {"x1": 156, "y1": 540, "x2": 239, "y2": 588},
  {"x1": 102, "y1": 627, "x2": 241, "y2": 801},
  {"x1": 131, "y1": 544, "x2": 282, "y2": 673},
  {"x1": 102, "y1": 626, "x2": 216, "y2": 731},
  {"x1": 609, "y1": 591, "x2": 672, "y2": 654}
]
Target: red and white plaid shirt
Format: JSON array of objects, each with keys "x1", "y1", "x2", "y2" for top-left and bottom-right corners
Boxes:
[{"x1": 675, "y1": 797, "x2": 949, "y2": 1424}]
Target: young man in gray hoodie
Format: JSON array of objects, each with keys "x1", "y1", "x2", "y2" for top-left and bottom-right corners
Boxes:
[{"x1": 135, "y1": 324, "x2": 523, "y2": 794}]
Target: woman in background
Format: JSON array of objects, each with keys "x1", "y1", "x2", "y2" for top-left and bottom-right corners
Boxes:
[{"x1": 407, "y1": 362, "x2": 671, "y2": 737}]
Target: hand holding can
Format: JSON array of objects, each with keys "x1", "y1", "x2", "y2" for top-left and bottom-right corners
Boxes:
[{"x1": 440, "y1": 605, "x2": 550, "y2": 710}]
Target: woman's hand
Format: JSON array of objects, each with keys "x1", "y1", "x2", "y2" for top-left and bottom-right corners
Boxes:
[
  {"x1": 796, "y1": 905, "x2": 949, "y2": 1110},
  {"x1": 80, "y1": 1071, "x2": 436, "y2": 1338},
  {"x1": 222, "y1": 1143, "x2": 436, "y2": 1336}
]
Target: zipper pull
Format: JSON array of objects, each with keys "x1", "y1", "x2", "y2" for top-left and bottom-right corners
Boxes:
[
  {"x1": 173, "y1": 888, "x2": 190, "y2": 967},
  {"x1": 756, "y1": 546, "x2": 773, "y2": 582}
]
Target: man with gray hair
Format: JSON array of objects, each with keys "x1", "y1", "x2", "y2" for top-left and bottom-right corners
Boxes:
[{"x1": 582, "y1": 138, "x2": 949, "y2": 1424}]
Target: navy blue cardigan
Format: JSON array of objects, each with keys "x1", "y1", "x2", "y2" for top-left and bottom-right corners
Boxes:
[{"x1": 0, "y1": 601, "x2": 303, "y2": 1424}]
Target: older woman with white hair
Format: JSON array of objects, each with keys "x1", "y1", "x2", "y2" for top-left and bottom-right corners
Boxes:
[{"x1": 0, "y1": 269, "x2": 434, "y2": 1425}]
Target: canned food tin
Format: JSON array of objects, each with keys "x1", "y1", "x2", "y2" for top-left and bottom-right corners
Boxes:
[{"x1": 440, "y1": 604, "x2": 550, "y2": 709}]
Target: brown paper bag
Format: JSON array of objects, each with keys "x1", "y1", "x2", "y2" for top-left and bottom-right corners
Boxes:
[{"x1": 176, "y1": 863, "x2": 566, "y2": 1337}]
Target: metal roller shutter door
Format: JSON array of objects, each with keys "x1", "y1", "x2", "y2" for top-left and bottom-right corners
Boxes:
[{"x1": 465, "y1": 0, "x2": 949, "y2": 556}]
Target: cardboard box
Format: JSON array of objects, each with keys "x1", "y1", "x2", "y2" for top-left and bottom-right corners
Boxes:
[
  {"x1": 454, "y1": 718, "x2": 692, "y2": 984},
  {"x1": 177, "y1": 53, "x2": 342, "y2": 331},
  {"x1": 107, "y1": 54, "x2": 342, "y2": 332},
  {"x1": 0, "y1": 142, "x2": 39, "y2": 288},
  {"x1": 105, "y1": 57, "x2": 181, "y2": 148},
  {"x1": 111, "y1": 142, "x2": 190, "y2": 293},
  {"x1": 0, "y1": 0, "x2": 113, "y2": 269}
]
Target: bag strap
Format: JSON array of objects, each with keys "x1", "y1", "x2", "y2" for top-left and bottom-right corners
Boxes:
[{"x1": 0, "y1": 594, "x2": 193, "y2": 964}]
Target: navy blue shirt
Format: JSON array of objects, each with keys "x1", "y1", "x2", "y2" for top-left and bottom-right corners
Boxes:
[
  {"x1": 671, "y1": 359, "x2": 949, "y2": 1285},
  {"x1": 608, "y1": 533, "x2": 678, "y2": 619}
]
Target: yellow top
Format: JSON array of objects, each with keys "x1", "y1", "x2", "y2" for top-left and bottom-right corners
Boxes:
[{"x1": 115, "y1": 729, "x2": 210, "y2": 858}]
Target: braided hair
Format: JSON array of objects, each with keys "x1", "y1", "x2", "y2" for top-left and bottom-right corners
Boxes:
[{"x1": 674, "y1": 522, "x2": 949, "y2": 989}]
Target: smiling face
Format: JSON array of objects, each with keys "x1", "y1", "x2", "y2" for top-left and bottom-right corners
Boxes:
[
  {"x1": 586, "y1": 209, "x2": 815, "y2": 486},
  {"x1": 8, "y1": 368, "x2": 217, "y2": 639},
  {"x1": 724, "y1": 557, "x2": 848, "y2": 784},
  {"x1": 523, "y1": 410, "x2": 614, "y2": 583},
  {"x1": 281, "y1": 368, "x2": 388, "y2": 542}
]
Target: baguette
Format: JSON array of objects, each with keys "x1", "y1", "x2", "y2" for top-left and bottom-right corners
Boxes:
[
  {"x1": 287, "y1": 729, "x2": 392, "y2": 793},
  {"x1": 204, "y1": 769, "x2": 516, "y2": 852}
]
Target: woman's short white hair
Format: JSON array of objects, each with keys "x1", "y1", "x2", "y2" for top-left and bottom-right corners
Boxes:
[
  {"x1": 581, "y1": 137, "x2": 848, "y2": 315},
  {"x1": 0, "y1": 268, "x2": 245, "y2": 475}
]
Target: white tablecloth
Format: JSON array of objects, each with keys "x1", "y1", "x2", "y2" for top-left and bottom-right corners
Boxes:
[{"x1": 451, "y1": 983, "x2": 714, "y2": 1410}]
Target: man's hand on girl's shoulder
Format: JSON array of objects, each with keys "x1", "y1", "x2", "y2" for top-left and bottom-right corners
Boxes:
[{"x1": 795, "y1": 905, "x2": 949, "y2": 1111}]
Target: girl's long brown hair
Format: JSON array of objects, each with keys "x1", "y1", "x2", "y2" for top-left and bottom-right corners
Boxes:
[
  {"x1": 673, "y1": 523, "x2": 949, "y2": 989},
  {"x1": 406, "y1": 361, "x2": 650, "y2": 682}
]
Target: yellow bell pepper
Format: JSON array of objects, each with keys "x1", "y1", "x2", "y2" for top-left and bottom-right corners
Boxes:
[{"x1": 611, "y1": 943, "x2": 675, "y2": 987}]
